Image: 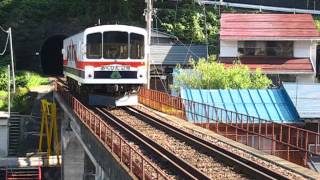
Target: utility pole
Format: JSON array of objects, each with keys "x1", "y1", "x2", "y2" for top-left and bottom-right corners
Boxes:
[
  {"x1": 8, "y1": 28, "x2": 15, "y2": 93},
  {"x1": 8, "y1": 65, "x2": 10, "y2": 117},
  {"x1": 203, "y1": 5, "x2": 209, "y2": 60},
  {"x1": 145, "y1": 0, "x2": 153, "y2": 89}
]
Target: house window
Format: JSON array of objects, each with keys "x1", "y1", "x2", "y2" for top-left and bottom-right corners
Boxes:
[{"x1": 238, "y1": 41, "x2": 293, "y2": 57}]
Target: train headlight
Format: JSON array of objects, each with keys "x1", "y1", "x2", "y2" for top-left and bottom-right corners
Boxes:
[
  {"x1": 137, "y1": 69, "x2": 146, "y2": 80},
  {"x1": 85, "y1": 66, "x2": 94, "y2": 79}
]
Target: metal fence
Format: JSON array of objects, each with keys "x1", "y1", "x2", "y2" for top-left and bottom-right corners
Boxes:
[
  {"x1": 138, "y1": 87, "x2": 320, "y2": 166},
  {"x1": 56, "y1": 82, "x2": 168, "y2": 180}
]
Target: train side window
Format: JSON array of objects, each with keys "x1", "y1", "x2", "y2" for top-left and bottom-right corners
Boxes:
[
  {"x1": 130, "y1": 33, "x2": 144, "y2": 59},
  {"x1": 87, "y1": 33, "x2": 102, "y2": 59},
  {"x1": 103, "y1": 31, "x2": 128, "y2": 59}
]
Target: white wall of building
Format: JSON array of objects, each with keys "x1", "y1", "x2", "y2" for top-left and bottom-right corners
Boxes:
[
  {"x1": 294, "y1": 41, "x2": 311, "y2": 58},
  {"x1": 0, "y1": 116, "x2": 8, "y2": 157},
  {"x1": 219, "y1": 40, "x2": 318, "y2": 83},
  {"x1": 296, "y1": 74, "x2": 315, "y2": 83},
  {"x1": 310, "y1": 41, "x2": 318, "y2": 70},
  {"x1": 294, "y1": 40, "x2": 317, "y2": 82},
  {"x1": 220, "y1": 40, "x2": 238, "y2": 57}
]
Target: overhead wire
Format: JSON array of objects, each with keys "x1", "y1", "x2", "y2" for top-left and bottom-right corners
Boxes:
[
  {"x1": 0, "y1": 34, "x2": 9, "y2": 56},
  {"x1": 0, "y1": 25, "x2": 9, "y2": 56},
  {"x1": 153, "y1": 14, "x2": 201, "y2": 59},
  {"x1": 152, "y1": 11, "x2": 169, "y2": 93},
  {"x1": 152, "y1": 2, "x2": 212, "y2": 92},
  {"x1": 173, "y1": 0, "x2": 179, "y2": 35},
  {"x1": 0, "y1": 25, "x2": 8, "y2": 33}
]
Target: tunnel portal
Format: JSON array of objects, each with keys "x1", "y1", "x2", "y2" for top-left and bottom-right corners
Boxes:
[{"x1": 41, "y1": 35, "x2": 66, "y2": 75}]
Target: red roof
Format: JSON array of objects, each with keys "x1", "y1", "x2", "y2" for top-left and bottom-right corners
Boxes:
[
  {"x1": 220, "y1": 14, "x2": 320, "y2": 40},
  {"x1": 220, "y1": 57, "x2": 314, "y2": 74}
]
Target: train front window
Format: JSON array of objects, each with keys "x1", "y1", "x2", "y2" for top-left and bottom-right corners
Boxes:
[
  {"x1": 103, "y1": 32, "x2": 128, "y2": 59},
  {"x1": 87, "y1": 33, "x2": 102, "y2": 59},
  {"x1": 130, "y1": 33, "x2": 144, "y2": 59}
]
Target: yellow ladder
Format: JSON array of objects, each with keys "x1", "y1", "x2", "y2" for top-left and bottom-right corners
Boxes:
[{"x1": 38, "y1": 99, "x2": 60, "y2": 166}]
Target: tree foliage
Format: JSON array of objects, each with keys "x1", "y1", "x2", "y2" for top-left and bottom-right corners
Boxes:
[
  {"x1": 173, "y1": 57, "x2": 272, "y2": 90},
  {"x1": 156, "y1": 2, "x2": 220, "y2": 54},
  {"x1": 314, "y1": 16, "x2": 320, "y2": 32}
]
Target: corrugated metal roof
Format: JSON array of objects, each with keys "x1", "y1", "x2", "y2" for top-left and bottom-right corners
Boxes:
[
  {"x1": 151, "y1": 45, "x2": 207, "y2": 65},
  {"x1": 180, "y1": 88, "x2": 301, "y2": 123},
  {"x1": 283, "y1": 83, "x2": 320, "y2": 119},
  {"x1": 151, "y1": 30, "x2": 173, "y2": 39},
  {"x1": 220, "y1": 13, "x2": 320, "y2": 40},
  {"x1": 220, "y1": 57, "x2": 314, "y2": 74}
]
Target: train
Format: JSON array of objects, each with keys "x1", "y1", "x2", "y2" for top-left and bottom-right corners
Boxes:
[{"x1": 62, "y1": 25, "x2": 148, "y2": 106}]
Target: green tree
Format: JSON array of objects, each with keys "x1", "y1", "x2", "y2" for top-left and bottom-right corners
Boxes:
[
  {"x1": 173, "y1": 58, "x2": 272, "y2": 90},
  {"x1": 156, "y1": 3, "x2": 220, "y2": 54}
]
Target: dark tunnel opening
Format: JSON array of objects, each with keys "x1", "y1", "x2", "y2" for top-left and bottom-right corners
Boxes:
[{"x1": 41, "y1": 35, "x2": 66, "y2": 75}]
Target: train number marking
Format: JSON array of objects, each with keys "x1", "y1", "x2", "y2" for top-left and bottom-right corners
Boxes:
[{"x1": 101, "y1": 65, "x2": 130, "y2": 71}]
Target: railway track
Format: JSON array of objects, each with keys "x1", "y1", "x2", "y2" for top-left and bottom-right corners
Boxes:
[
  {"x1": 94, "y1": 106, "x2": 289, "y2": 180},
  {"x1": 95, "y1": 107, "x2": 209, "y2": 179}
]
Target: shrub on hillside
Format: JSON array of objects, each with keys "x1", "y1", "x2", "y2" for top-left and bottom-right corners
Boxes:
[
  {"x1": 0, "y1": 68, "x2": 49, "y2": 112},
  {"x1": 16, "y1": 71, "x2": 49, "y2": 89},
  {"x1": 173, "y1": 58, "x2": 272, "y2": 90},
  {"x1": 0, "y1": 70, "x2": 49, "y2": 91},
  {"x1": 0, "y1": 88, "x2": 35, "y2": 113},
  {"x1": 0, "y1": 67, "x2": 9, "y2": 91},
  {"x1": 0, "y1": 90, "x2": 8, "y2": 110}
]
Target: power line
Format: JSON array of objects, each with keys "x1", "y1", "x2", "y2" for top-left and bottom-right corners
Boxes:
[
  {"x1": 0, "y1": 26, "x2": 16, "y2": 92},
  {"x1": 0, "y1": 25, "x2": 7, "y2": 33},
  {"x1": 153, "y1": 14, "x2": 201, "y2": 60},
  {"x1": 0, "y1": 34, "x2": 9, "y2": 56}
]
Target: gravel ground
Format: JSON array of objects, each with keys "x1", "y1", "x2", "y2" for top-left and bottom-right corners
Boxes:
[
  {"x1": 95, "y1": 109, "x2": 181, "y2": 179},
  {"x1": 109, "y1": 108, "x2": 251, "y2": 180},
  {"x1": 134, "y1": 105, "x2": 308, "y2": 180}
]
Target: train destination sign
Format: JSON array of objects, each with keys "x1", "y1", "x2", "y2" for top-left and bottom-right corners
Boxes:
[{"x1": 101, "y1": 65, "x2": 131, "y2": 71}]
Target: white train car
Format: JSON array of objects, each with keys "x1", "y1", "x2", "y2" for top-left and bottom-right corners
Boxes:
[{"x1": 62, "y1": 25, "x2": 148, "y2": 106}]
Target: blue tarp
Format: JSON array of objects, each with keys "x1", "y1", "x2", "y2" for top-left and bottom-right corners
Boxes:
[{"x1": 180, "y1": 88, "x2": 301, "y2": 124}]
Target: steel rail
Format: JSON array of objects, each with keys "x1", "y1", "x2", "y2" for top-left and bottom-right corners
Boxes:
[
  {"x1": 95, "y1": 107, "x2": 210, "y2": 180},
  {"x1": 55, "y1": 82, "x2": 169, "y2": 180},
  {"x1": 124, "y1": 106, "x2": 290, "y2": 180}
]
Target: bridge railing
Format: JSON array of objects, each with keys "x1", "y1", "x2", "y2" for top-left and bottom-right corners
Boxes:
[
  {"x1": 56, "y1": 82, "x2": 168, "y2": 180},
  {"x1": 138, "y1": 87, "x2": 320, "y2": 166}
]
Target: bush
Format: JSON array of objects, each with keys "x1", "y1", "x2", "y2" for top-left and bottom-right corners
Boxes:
[
  {"x1": 0, "y1": 67, "x2": 9, "y2": 91},
  {"x1": 0, "y1": 70, "x2": 49, "y2": 91},
  {"x1": 0, "y1": 90, "x2": 8, "y2": 110},
  {"x1": 0, "y1": 69, "x2": 49, "y2": 112},
  {"x1": 173, "y1": 58, "x2": 272, "y2": 90},
  {"x1": 0, "y1": 88, "x2": 35, "y2": 113},
  {"x1": 16, "y1": 71, "x2": 49, "y2": 89},
  {"x1": 11, "y1": 87, "x2": 33, "y2": 113}
]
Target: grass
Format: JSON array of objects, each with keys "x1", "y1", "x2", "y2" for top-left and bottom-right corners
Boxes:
[
  {"x1": 0, "y1": 61, "x2": 50, "y2": 113},
  {"x1": 16, "y1": 71, "x2": 50, "y2": 89}
]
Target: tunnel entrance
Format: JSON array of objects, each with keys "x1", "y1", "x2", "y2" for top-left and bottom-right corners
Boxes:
[{"x1": 41, "y1": 35, "x2": 66, "y2": 75}]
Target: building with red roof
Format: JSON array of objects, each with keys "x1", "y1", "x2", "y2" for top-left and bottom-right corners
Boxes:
[{"x1": 219, "y1": 13, "x2": 320, "y2": 83}]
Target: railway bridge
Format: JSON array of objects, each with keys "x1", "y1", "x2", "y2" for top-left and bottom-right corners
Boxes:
[{"x1": 54, "y1": 81, "x2": 320, "y2": 180}]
